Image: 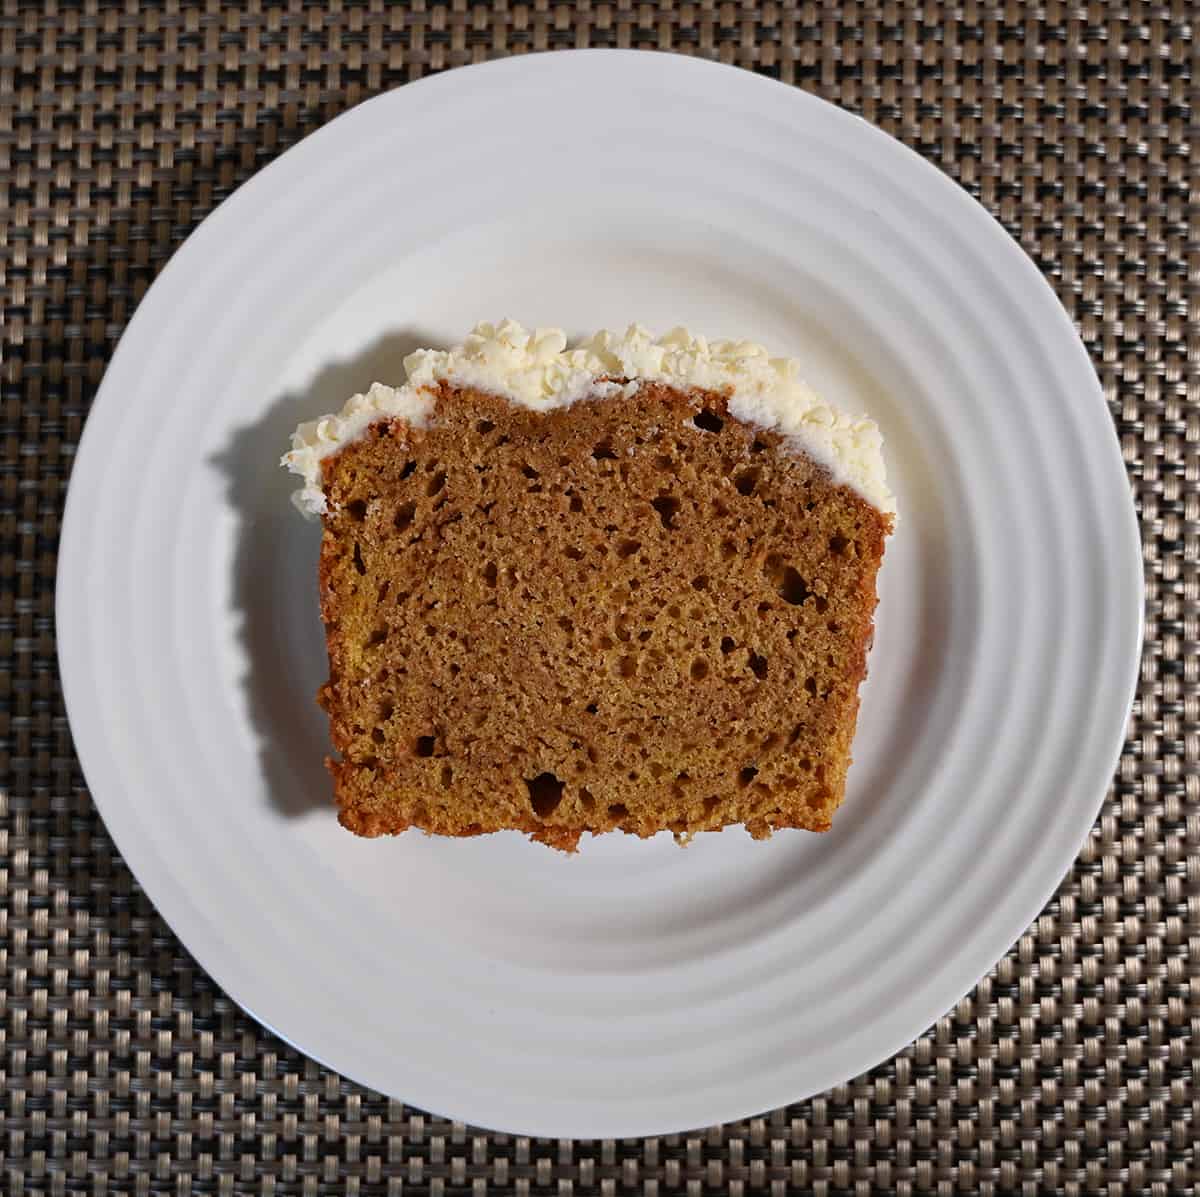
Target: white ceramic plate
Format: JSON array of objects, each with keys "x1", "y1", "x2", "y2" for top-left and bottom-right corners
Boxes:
[{"x1": 57, "y1": 50, "x2": 1142, "y2": 1138}]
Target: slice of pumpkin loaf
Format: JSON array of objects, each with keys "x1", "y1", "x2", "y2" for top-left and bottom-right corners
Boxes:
[{"x1": 283, "y1": 321, "x2": 895, "y2": 850}]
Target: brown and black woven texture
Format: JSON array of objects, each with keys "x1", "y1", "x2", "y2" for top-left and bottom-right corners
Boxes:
[{"x1": 2, "y1": 2, "x2": 1195, "y2": 1193}]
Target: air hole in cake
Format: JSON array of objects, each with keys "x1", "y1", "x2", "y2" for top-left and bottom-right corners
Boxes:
[
  {"x1": 748, "y1": 652, "x2": 769, "y2": 680},
  {"x1": 371, "y1": 728, "x2": 384, "y2": 745},
  {"x1": 703, "y1": 795, "x2": 720, "y2": 816},
  {"x1": 578, "y1": 787, "x2": 596, "y2": 811},
  {"x1": 592, "y1": 440, "x2": 617, "y2": 461},
  {"x1": 690, "y1": 659, "x2": 709, "y2": 681},
  {"x1": 427, "y1": 471, "x2": 446, "y2": 497},
  {"x1": 346, "y1": 499, "x2": 367, "y2": 521},
  {"x1": 569, "y1": 495, "x2": 583, "y2": 512},
  {"x1": 352, "y1": 544, "x2": 366, "y2": 575},
  {"x1": 828, "y1": 620, "x2": 840, "y2": 634},
  {"x1": 738, "y1": 766, "x2": 759, "y2": 787},
  {"x1": 521, "y1": 463, "x2": 539, "y2": 479},
  {"x1": 394, "y1": 501, "x2": 416, "y2": 531},
  {"x1": 779, "y1": 566, "x2": 811, "y2": 606},
  {"x1": 365, "y1": 628, "x2": 387, "y2": 649},
  {"x1": 652, "y1": 494, "x2": 681, "y2": 529},
  {"x1": 564, "y1": 545, "x2": 584, "y2": 560},
  {"x1": 376, "y1": 580, "x2": 391, "y2": 603},
  {"x1": 526, "y1": 772, "x2": 565, "y2": 818},
  {"x1": 585, "y1": 703, "x2": 599, "y2": 715},
  {"x1": 616, "y1": 539, "x2": 641, "y2": 559},
  {"x1": 693, "y1": 408, "x2": 724, "y2": 433},
  {"x1": 608, "y1": 803, "x2": 629, "y2": 820},
  {"x1": 692, "y1": 575, "x2": 709, "y2": 590},
  {"x1": 751, "y1": 438, "x2": 768, "y2": 454},
  {"x1": 790, "y1": 724, "x2": 806, "y2": 746},
  {"x1": 721, "y1": 539, "x2": 737, "y2": 560},
  {"x1": 399, "y1": 460, "x2": 417, "y2": 480},
  {"x1": 720, "y1": 636, "x2": 736, "y2": 654},
  {"x1": 557, "y1": 616, "x2": 573, "y2": 634},
  {"x1": 618, "y1": 656, "x2": 637, "y2": 678},
  {"x1": 638, "y1": 629, "x2": 652, "y2": 642},
  {"x1": 829, "y1": 533, "x2": 850, "y2": 556},
  {"x1": 804, "y1": 676, "x2": 818, "y2": 697},
  {"x1": 415, "y1": 736, "x2": 436, "y2": 757},
  {"x1": 440, "y1": 765, "x2": 453, "y2": 788},
  {"x1": 482, "y1": 561, "x2": 498, "y2": 586},
  {"x1": 734, "y1": 468, "x2": 760, "y2": 496},
  {"x1": 814, "y1": 595, "x2": 829, "y2": 614},
  {"x1": 655, "y1": 455, "x2": 674, "y2": 471},
  {"x1": 476, "y1": 419, "x2": 495, "y2": 434}
]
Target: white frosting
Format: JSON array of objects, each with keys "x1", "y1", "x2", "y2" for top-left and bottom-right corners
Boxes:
[
  {"x1": 282, "y1": 382, "x2": 435, "y2": 515},
  {"x1": 282, "y1": 320, "x2": 895, "y2": 516}
]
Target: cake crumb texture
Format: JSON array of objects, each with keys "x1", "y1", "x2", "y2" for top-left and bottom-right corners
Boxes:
[{"x1": 318, "y1": 380, "x2": 891, "y2": 850}]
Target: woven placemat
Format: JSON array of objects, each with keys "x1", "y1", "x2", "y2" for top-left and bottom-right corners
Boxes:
[{"x1": 2, "y1": 2, "x2": 1194, "y2": 1193}]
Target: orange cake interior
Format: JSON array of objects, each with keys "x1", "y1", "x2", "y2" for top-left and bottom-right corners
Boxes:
[{"x1": 284, "y1": 322, "x2": 895, "y2": 850}]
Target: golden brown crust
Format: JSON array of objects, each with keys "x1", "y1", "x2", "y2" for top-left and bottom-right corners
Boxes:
[{"x1": 314, "y1": 381, "x2": 891, "y2": 850}]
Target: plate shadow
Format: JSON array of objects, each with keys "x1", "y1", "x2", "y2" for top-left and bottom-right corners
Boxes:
[{"x1": 210, "y1": 328, "x2": 442, "y2": 817}]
